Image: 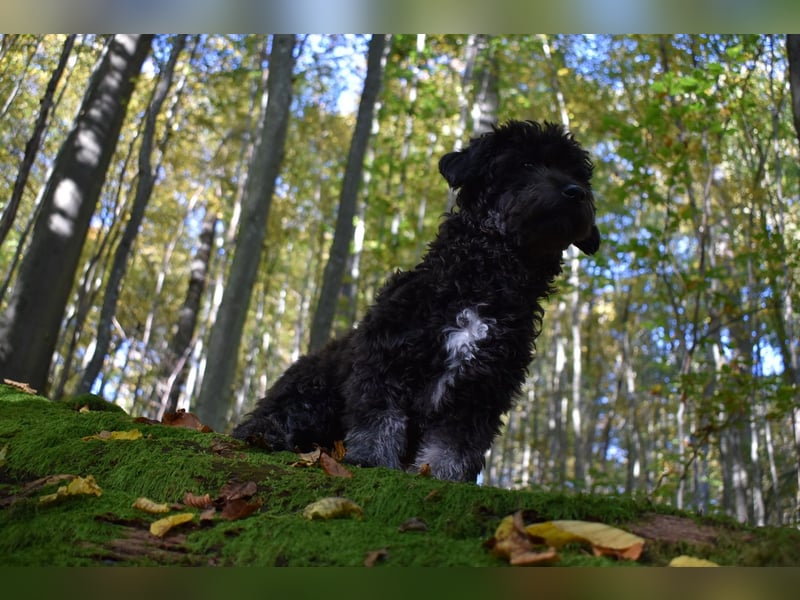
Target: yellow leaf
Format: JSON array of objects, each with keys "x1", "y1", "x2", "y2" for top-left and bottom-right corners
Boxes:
[
  {"x1": 39, "y1": 475, "x2": 102, "y2": 504},
  {"x1": 132, "y1": 497, "x2": 171, "y2": 514},
  {"x1": 525, "y1": 520, "x2": 645, "y2": 560},
  {"x1": 525, "y1": 521, "x2": 584, "y2": 548},
  {"x1": 150, "y1": 513, "x2": 194, "y2": 537},
  {"x1": 302, "y1": 497, "x2": 363, "y2": 520},
  {"x1": 557, "y1": 67, "x2": 570, "y2": 77},
  {"x1": 669, "y1": 555, "x2": 720, "y2": 567},
  {"x1": 82, "y1": 429, "x2": 142, "y2": 442}
]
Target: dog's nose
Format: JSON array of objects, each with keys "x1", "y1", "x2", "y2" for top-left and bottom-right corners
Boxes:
[{"x1": 562, "y1": 184, "x2": 587, "y2": 201}]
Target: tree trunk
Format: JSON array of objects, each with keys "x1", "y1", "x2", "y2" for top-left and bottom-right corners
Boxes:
[
  {"x1": 787, "y1": 35, "x2": 800, "y2": 148},
  {"x1": 0, "y1": 34, "x2": 153, "y2": 393},
  {"x1": 154, "y1": 210, "x2": 217, "y2": 418},
  {"x1": 0, "y1": 34, "x2": 75, "y2": 247},
  {"x1": 76, "y1": 35, "x2": 187, "y2": 394},
  {"x1": 194, "y1": 35, "x2": 297, "y2": 432},
  {"x1": 308, "y1": 34, "x2": 388, "y2": 352}
]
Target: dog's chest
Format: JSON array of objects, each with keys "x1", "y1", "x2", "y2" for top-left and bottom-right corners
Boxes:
[
  {"x1": 428, "y1": 306, "x2": 500, "y2": 410},
  {"x1": 442, "y1": 308, "x2": 494, "y2": 369}
]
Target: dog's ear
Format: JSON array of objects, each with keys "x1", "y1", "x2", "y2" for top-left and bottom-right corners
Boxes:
[
  {"x1": 574, "y1": 225, "x2": 601, "y2": 255},
  {"x1": 438, "y1": 149, "x2": 474, "y2": 189}
]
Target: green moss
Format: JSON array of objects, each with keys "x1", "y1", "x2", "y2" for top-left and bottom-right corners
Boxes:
[{"x1": 2, "y1": 386, "x2": 799, "y2": 567}]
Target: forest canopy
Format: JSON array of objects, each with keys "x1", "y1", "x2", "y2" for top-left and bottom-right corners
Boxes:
[{"x1": 0, "y1": 34, "x2": 798, "y2": 527}]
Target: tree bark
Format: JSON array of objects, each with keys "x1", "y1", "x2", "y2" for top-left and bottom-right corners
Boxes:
[
  {"x1": 154, "y1": 210, "x2": 217, "y2": 418},
  {"x1": 194, "y1": 35, "x2": 297, "y2": 432},
  {"x1": 0, "y1": 34, "x2": 75, "y2": 247},
  {"x1": 308, "y1": 34, "x2": 388, "y2": 352},
  {"x1": 0, "y1": 34, "x2": 153, "y2": 393},
  {"x1": 787, "y1": 35, "x2": 800, "y2": 148},
  {"x1": 76, "y1": 35, "x2": 187, "y2": 394}
]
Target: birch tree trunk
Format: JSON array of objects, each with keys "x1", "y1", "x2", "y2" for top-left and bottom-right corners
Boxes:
[
  {"x1": 0, "y1": 34, "x2": 153, "y2": 393},
  {"x1": 308, "y1": 34, "x2": 388, "y2": 352},
  {"x1": 194, "y1": 35, "x2": 296, "y2": 432}
]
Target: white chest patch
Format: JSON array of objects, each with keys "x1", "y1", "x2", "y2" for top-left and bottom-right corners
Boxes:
[
  {"x1": 430, "y1": 307, "x2": 494, "y2": 410},
  {"x1": 444, "y1": 308, "x2": 491, "y2": 368}
]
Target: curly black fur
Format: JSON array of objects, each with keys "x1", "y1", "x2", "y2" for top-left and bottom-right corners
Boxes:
[{"x1": 232, "y1": 120, "x2": 600, "y2": 482}]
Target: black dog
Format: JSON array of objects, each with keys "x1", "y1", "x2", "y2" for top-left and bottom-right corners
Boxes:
[{"x1": 232, "y1": 120, "x2": 600, "y2": 482}]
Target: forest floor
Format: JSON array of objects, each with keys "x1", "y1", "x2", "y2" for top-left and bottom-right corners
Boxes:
[{"x1": 1, "y1": 383, "x2": 799, "y2": 567}]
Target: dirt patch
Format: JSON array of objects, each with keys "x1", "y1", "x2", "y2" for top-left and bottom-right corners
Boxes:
[
  {"x1": 87, "y1": 514, "x2": 212, "y2": 566},
  {"x1": 627, "y1": 513, "x2": 719, "y2": 547}
]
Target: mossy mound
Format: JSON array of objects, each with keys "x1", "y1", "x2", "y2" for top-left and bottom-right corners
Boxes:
[{"x1": 1, "y1": 384, "x2": 798, "y2": 566}]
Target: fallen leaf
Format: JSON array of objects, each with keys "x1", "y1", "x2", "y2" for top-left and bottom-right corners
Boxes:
[
  {"x1": 133, "y1": 416, "x2": 161, "y2": 425},
  {"x1": 668, "y1": 555, "x2": 720, "y2": 567},
  {"x1": 150, "y1": 513, "x2": 195, "y2": 538},
  {"x1": 3, "y1": 378, "x2": 36, "y2": 394},
  {"x1": 218, "y1": 480, "x2": 257, "y2": 501},
  {"x1": 162, "y1": 409, "x2": 213, "y2": 432},
  {"x1": 509, "y1": 547, "x2": 560, "y2": 566},
  {"x1": 364, "y1": 548, "x2": 388, "y2": 567},
  {"x1": 302, "y1": 497, "x2": 363, "y2": 520},
  {"x1": 199, "y1": 507, "x2": 216, "y2": 522},
  {"x1": 320, "y1": 451, "x2": 353, "y2": 478},
  {"x1": 525, "y1": 520, "x2": 645, "y2": 561},
  {"x1": 398, "y1": 517, "x2": 428, "y2": 532},
  {"x1": 79, "y1": 405, "x2": 90, "y2": 413},
  {"x1": 220, "y1": 497, "x2": 262, "y2": 520},
  {"x1": 292, "y1": 448, "x2": 322, "y2": 467},
  {"x1": 184, "y1": 492, "x2": 213, "y2": 509},
  {"x1": 39, "y1": 475, "x2": 102, "y2": 504},
  {"x1": 417, "y1": 463, "x2": 432, "y2": 477},
  {"x1": 485, "y1": 511, "x2": 541, "y2": 561},
  {"x1": 81, "y1": 429, "x2": 142, "y2": 442},
  {"x1": 0, "y1": 443, "x2": 7, "y2": 468},
  {"x1": 132, "y1": 497, "x2": 171, "y2": 514},
  {"x1": 332, "y1": 440, "x2": 347, "y2": 462}
]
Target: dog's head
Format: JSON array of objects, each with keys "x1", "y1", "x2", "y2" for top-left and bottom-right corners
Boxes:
[{"x1": 439, "y1": 120, "x2": 600, "y2": 257}]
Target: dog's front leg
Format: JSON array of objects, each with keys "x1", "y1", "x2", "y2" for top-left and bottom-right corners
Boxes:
[{"x1": 342, "y1": 405, "x2": 408, "y2": 470}]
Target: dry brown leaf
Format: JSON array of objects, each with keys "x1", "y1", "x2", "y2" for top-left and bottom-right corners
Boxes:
[
  {"x1": 39, "y1": 475, "x2": 102, "y2": 504},
  {"x1": 162, "y1": 409, "x2": 213, "y2": 432},
  {"x1": 486, "y1": 511, "x2": 545, "y2": 563},
  {"x1": 79, "y1": 405, "x2": 91, "y2": 413},
  {"x1": 320, "y1": 451, "x2": 353, "y2": 478},
  {"x1": 199, "y1": 507, "x2": 216, "y2": 522},
  {"x1": 220, "y1": 497, "x2": 263, "y2": 520},
  {"x1": 0, "y1": 443, "x2": 7, "y2": 468},
  {"x1": 3, "y1": 378, "x2": 36, "y2": 394},
  {"x1": 81, "y1": 429, "x2": 142, "y2": 442},
  {"x1": 132, "y1": 497, "x2": 171, "y2": 514},
  {"x1": 302, "y1": 497, "x2": 363, "y2": 520},
  {"x1": 398, "y1": 517, "x2": 428, "y2": 532},
  {"x1": 183, "y1": 492, "x2": 213, "y2": 509},
  {"x1": 364, "y1": 548, "x2": 388, "y2": 567},
  {"x1": 417, "y1": 463, "x2": 432, "y2": 477},
  {"x1": 668, "y1": 555, "x2": 720, "y2": 567},
  {"x1": 331, "y1": 440, "x2": 347, "y2": 462},
  {"x1": 218, "y1": 480, "x2": 257, "y2": 501},
  {"x1": 509, "y1": 547, "x2": 560, "y2": 566},
  {"x1": 133, "y1": 416, "x2": 161, "y2": 425},
  {"x1": 150, "y1": 513, "x2": 194, "y2": 538}
]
